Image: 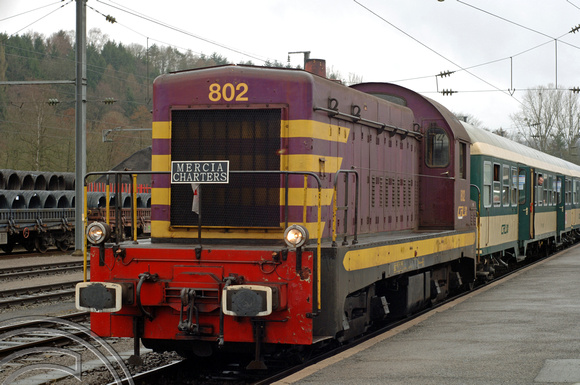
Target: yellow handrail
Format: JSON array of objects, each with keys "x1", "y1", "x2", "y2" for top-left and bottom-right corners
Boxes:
[{"x1": 132, "y1": 174, "x2": 138, "y2": 242}]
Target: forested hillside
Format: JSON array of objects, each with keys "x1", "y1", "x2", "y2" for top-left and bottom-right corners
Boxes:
[{"x1": 0, "y1": 29, "x2": 288, "y2": 172}]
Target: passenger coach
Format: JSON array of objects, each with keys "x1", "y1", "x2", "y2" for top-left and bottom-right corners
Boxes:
[{"x1": 465, "y1": 125, "x2": 580, "y2": 270}]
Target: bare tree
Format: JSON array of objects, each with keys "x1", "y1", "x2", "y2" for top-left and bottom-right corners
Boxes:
[
  {"x1": 510, "y1": 85, "x2": 580, "y2": 161},
  {"x1": 554, "y1": 91, "x2": 580, "y2": 162},
  {"x1": 454, "y1": 113, "x2": 486, "y2": 129}
]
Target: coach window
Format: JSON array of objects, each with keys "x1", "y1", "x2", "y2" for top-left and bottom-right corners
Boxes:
[
  {"x1": 574, "y1": 179, "x2": 578, "y2": 204},
  {"x1": 511, "y1": 167, "x2": 517, "y2": 206},
  {"x1": 547, "y1": 175, "x2": 552, "y2": 206},
  {"x1": 567, "y1": 178, "x2": 572, "y2": 205},
  {"x1": 557, "y1": 178, "x2": 563, "y2": 204},
  {"x1": 536, "y1": 173, "x2": 544, "y2": 206},
  {"x1": 551, "y1": 176, "x2": 556, "y2": 206},
  {"x1": 425, "y1": 126, "x2": 449, "y2": 167},
  {"x1": 502, "y1": 165, "x2": 510, "y2": 206},
  {"x1": 519, "y1": 169, "x2": 526, "y2": 205},
  {"x1": 483, "y1": 161, "x2": 492, "y2": 207},
  {"x1": 544, "y1": 176, "x2": 548, "y2": 205},
  {"x1": 493, "y1": 164, "x2": 501, "y2": 207}
]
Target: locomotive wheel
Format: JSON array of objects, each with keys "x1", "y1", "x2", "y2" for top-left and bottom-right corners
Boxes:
[
  {"x1": 34, "y1": 236, "x2": 49, "y2": 253},
  {"x1": 56, "y1": 239, "x2": 70, "y2": 252}
]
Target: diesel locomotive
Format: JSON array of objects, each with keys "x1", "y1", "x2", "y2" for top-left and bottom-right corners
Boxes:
[{"x1": 76, "y1": 61, "x2": 580, "y2": 367}]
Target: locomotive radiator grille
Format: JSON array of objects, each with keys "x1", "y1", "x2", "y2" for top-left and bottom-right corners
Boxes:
[{"x1": 170, "y1": 109, "x2": 281, "y2": 228}]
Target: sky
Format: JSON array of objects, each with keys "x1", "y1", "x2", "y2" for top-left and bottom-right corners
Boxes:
[{"x1": 3, "y1": 0, "x2": 580, "y2": 132}]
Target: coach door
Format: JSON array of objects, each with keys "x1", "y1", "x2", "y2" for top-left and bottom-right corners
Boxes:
[
  {"x1": 518, "y1": 166, "x2": 534, "y2": 240},
  {"x1": 556, "y1": 175, "x2": 565, "y2": 237}
]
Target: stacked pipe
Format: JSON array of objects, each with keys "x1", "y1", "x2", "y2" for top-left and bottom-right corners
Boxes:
[
  {"x1": 0, "y1": 169, "x2": 152, "y2": 255},
  {"x1": 0, "y1": 170, "x2": 77, "y2": 209},
  {"x1": 0, "y1": 169, "x2": 76, "y2": 192},
  {"x1": 0, "y1": 191, "x2": 125, "y2": 209}
]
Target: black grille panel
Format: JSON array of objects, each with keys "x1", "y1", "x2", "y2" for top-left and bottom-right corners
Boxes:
[{"x1": 170, "y1": 109, "x2": 281, "y2": 228}]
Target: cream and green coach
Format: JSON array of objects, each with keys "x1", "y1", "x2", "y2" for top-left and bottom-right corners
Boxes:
[{"x1": 466, "y1": 124, "x2": 580, "y2": 267}]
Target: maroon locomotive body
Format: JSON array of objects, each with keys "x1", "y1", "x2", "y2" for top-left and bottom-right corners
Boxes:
[{"x1": 77, "y1": 63, "x2": 476, "y2": 365}]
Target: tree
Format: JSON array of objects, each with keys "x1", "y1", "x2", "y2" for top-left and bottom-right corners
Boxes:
[
  {"x1": 553, "y1": 91, "x2": 580, "y2": 162},
  {"x1": 454, "y1": 113, "x2": 486, "y2": 130},
  {"x1": 511, "y1": 85, "x2": 580, "y2": 162},
  {"x1": 326, "y1": 66, "x2": 362, "y2": 85},
  {"x1": 0, "y1": 41, "x2": 8, "y2": 121}
]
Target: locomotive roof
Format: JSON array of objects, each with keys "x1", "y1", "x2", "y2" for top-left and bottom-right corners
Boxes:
[
  {"x1": 463, "y1": 123, "x2": 580, "y2": 177},
  {"x1": 350, "y1": 82, "x2": 471, "y2": 144}
]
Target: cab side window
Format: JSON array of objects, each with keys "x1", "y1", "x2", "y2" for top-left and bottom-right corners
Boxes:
[{"x1": 425, "y1": 127, "x2": 449, "y2": 168}]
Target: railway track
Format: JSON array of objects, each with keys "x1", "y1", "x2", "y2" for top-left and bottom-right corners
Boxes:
[
  {"x1": 0, "y1": 261, "x2": 84, "y2": 281},
  {"x1": 0, "y1": 311, "x2": 138, "y2": 385},
  {"x1": 0, "y1": 311, "x2": 90, "y2": 359},
  {"x1": 0, "y1": 280, "x2": 78, "y2": 309}
]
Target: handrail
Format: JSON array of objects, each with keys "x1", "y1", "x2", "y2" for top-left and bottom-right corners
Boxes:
[
  {"x1": 470, "y1": 184, "x2": 481, "y2": 263},
  {"x1": 83, "y1": 170, "x2": 324, "y2": 312},
  {"x1": 314, "y1": 103, "x2": 422, "y2": 140},
  {"x1": 227, "y1": 170, "x2": 323, "y2": 312},
  {"x1": 83, "y1": 170, "x2": 168, "y2": 282},
  {"x1": 332, "y1": 169, "x2": 360, "y2": 247}
]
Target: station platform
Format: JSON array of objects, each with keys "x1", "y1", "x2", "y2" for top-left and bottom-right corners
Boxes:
[{"x1": 277, "y1": 245, "x2": 580, "y2": 385}]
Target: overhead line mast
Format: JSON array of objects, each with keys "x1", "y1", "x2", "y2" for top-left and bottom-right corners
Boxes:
[{"x1": 73, "y1": 0, "x2": 87, "y2": 255}]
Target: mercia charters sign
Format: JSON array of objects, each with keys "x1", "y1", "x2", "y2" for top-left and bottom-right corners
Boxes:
[{"x1": 171, "y1": 161, "x2": 229, "y2": 184}]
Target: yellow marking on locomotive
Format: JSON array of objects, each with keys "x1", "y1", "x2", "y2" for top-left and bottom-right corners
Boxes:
[
  {"x1": 281, "y1": 188, "x2": 334, "y2": 206},
  {"x1": 151, "y1": 187, "x2": 170, "y2": 205},
  {"x1": 153, "y1": 119, "x2": 351, "y2": 143},
  {"x1": 152, "y1": 154, "x2": 171, "y2": 172},
  {"x1": 152, "y1": 121, "x2": 171, "y2": 139},
  {"x1": 343, "y1": 232, "x2": 476, "y2": 271},
  {"x1": 283, "y1": 120, "x2": 351, "y2": 143},
  {"x1": 282, "y1": 154, "x2": 343, "y2": 174}
]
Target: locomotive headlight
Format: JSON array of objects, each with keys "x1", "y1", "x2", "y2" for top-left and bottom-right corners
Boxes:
[
  {"x1": 284, "y1": 225, "x2": 309, "y2": 248},
  {"x1": 86, "y1": 222, "x2": 111, "y2": 245}
]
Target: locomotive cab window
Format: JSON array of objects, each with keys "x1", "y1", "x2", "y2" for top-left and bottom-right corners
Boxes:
[
  {"x1": 425, "y1": 127, "x2": 449, "y2": 168},
  {"x1": 459, "y1": 142, "x2": 467, "y2": 179}
]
